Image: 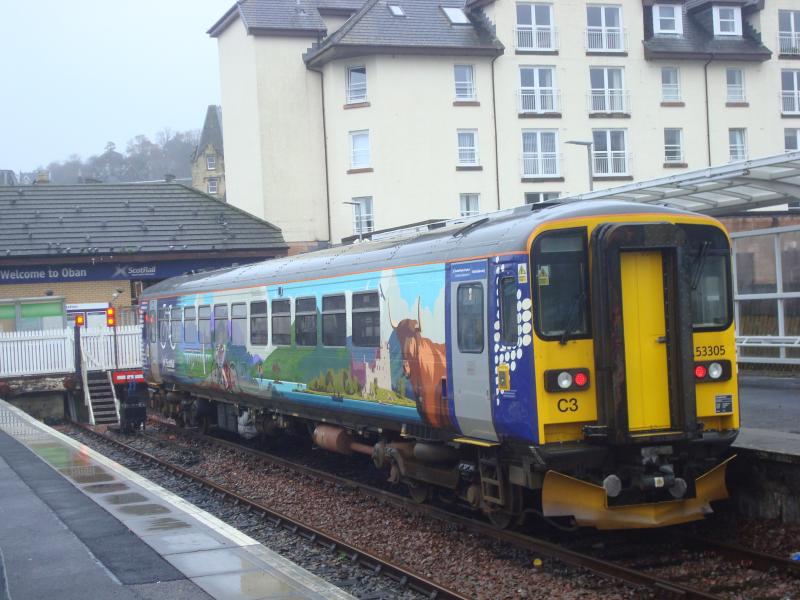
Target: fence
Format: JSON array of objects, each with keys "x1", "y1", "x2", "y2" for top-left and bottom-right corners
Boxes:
[{"x1": 0, "y1": 325, "x2": 143, "y2": 377}]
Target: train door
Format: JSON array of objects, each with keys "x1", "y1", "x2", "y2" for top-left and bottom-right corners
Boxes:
[
  {"x1": 448, "y1": 260, "x2": 497, "y2": 441},
  {"x1": 146, "y1": 299, "x2": 162, "y2": 382}
]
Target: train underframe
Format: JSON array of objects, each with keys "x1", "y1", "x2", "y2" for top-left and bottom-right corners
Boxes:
[{"x1": 148, "y1": 386, "x2": 736, "y2": 530}]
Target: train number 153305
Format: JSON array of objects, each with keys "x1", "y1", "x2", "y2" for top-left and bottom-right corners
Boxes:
[{"x1": 694, "y1": 345, "x2": 726, "y2": 357}]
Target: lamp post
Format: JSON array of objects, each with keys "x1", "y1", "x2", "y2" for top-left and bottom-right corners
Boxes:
[
  {"x1": 342, "y1": 201, "x2": 363, "y2": 242},
  {"x1": 566, "y1": 140, "x2": 594, "y2": 192}
]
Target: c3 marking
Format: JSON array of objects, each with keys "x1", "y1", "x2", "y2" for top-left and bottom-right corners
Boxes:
[{"x1": 557, "y1": 398, "x2": 579, "y2": 413}]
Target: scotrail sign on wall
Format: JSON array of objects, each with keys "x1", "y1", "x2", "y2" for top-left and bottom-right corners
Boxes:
[{"x1": 0, "y1": 258, "x2": 248, "y2": 284}]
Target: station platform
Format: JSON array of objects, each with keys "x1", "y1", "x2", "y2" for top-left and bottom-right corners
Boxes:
[
  {"x1": 0, "y1": 400, "x2": 354, "y2": 600},
  {"x1": 735, "y1": 374, "x2": 800, "y2": 462}
]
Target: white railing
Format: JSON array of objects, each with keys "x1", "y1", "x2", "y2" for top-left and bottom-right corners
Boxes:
[
  {"x1": 588, "y1": 89, "x2": 630, "y2": 113},
  {"x1": 593, "y1": 151, "x2": 629, "y2": 176},
  {"x1": 350, "y1": 148, "x2": 370, "y2": 168},
  {"x1": 727, "y1": 84, "x2": 746, "y2": 103},
  {"x1": 0, "y1": 325, "x2": 143, "y2": 378},
  {"x1": 515, "y1": 26, "x2": 558, "y2": 51},
  {"x1": 781, "y1": 91, "x2": 800, "y2": 114},
  {"x1": 729, "y1": 144, "x2": 748, "y2": 162},
  {"x1": 661, "y1": 83, "x2": 681, "y2": 102},
  {"x1": 346, "y1": 83, "x2": 367, "y2": 104},
  {"x1": 521, "y1": 152, "x2": 560, "y2": 177},
  {"x1": 0, "y1": 329, "x2": 74, "y2": 377},
  {"x1": 664, "y1": 145, "x2": 684, "y2": 164},
  {"x1": 455, "y1": 82, "x2": 475, "y2": 101},
  {"x1": 778, "y1": 32, "x2": 800, "y2": 55},
  {"x1": 518, "y1": 88, "x2": 560, "y2": 113},
  {"x1": 586, "y1": 27, "x2": 626, "y2": 51}
]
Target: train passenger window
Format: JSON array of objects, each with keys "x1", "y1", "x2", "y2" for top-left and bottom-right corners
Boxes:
[
  {"x1": 352, "y1": 291, "x2": 380, "y2": 347},
  {"x1": 532, "y1": 229, "x2": 590, "y2": 341},
  {"x1": 184, "y1": 307, "x2": 197, "y2": 343},
  {"x1": 272, "y1": 299, "x2": 291, "y2": 346},
  {"x1": 499, "y1": 277, "x2": 518, "y2": 346},
  {"x1": 322, "y1": 295, "x2": 346, "y2": 347},
  {"x1": 158, "y1": 307, "x2": 169, "y2": 341},
  {"x1": 198, "y1": 306, "x2": 211, "y2": 344},
  {"x1": 457, "y1": 283, "x2": 484, "y2": 353},
  {"x1": 250, "y1": 301, "x2": 268, "y2": 345},
  {"x1": 214, "y1": 305, "x2": 229, "y2": 345},
  {"x1": 231, "y1": 303, "x2": 247, "y2": 345},
  {"x1": 170, "y1": 308, "x2": 182, "y2": 344},
  {"x1": 295, "y1": 297, "x2": 317, "y2": 347}
]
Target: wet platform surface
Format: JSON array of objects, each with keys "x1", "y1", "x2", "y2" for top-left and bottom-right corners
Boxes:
[
  {"x1": 0, "y1": 400, "x2": 353, "y2": 600},
  {"x1": 734, "y1": 375, "x2": 800, "y2": 462}
]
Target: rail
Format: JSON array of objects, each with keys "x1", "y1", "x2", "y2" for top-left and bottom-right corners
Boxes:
[
  {"x1": 515, "y1": 26, "x2": 558, "y2": 51},
  {"x1": 587, "y1": 89, "x2": 629, "y2": 114},
  {"x1": 782, "y1": 91, "x2": 800, "y2": 114},
  {"x1": 779, "y1": 32, "x2": 800, "y2": 55},
  {"x1": 586, "y1": 27, "x2": 626, "y2": 52},
  {"x1": 518, "y1": 88, "x2": 560, "y2": 114}
]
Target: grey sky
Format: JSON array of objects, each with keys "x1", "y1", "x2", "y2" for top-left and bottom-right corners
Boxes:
[{"x1": 0, "y1": 0, "x2": 232, "y2": 172}]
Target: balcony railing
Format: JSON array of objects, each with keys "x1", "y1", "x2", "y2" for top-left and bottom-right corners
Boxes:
[
  {"x1": 354, "y1": 213, "x2": 374, "y2": 235},
  {"x1": 350, "y1": 148, "x2": 370, "y2": 168},
  {"x1": 518, "y1": 88, "x2": 561, "y2": 113},
  {"x1": 778, "y1": 32, "x2": 800, "y2": 55},
  {"x1": 729, "y1": 145, "x2": 747, "y2": 162},
  {"x1": 593, "y1": 150, "x2": 629, "y2": 175},
  {"x1": 661, "y1": 83, "x2": 681, "y2": 102},
  {"x1": 515, "y1": 26, "x2": 559, "y2": 51},
  {"x1": 521, "y1": 152, "x2": 560, "y2": 177},
  {"x1": 727, "y1": 84, "x2": 746, "y2": 103},
  {"x1": 458, "y1": 148, "x2": 478, "y2": 165},
  {"x1": 588, "y1": 89, "x2": 630, "y2": 113},
  {"x1": 586, "y1": 27, "x2": 626, "y2": 51},
  {"x1": 455, "y1": 82, "x2": 476, "y2": 101},
  {"x1": 782, "y1": 91, "x2": 800, "y2": 114},
  {"x1": 664, "y1": 145, "x2": 684, "y2": 164},
  {"x1": 346, "y1": 83, "x2": 367, "y2": 104}
]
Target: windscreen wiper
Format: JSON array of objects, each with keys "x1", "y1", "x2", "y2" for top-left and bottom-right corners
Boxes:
[
  {"x1": 690, "y1": 241, "x2": 710, "y2": 290},
  {"x1": 559, "y1": 291, "x2": 586, "y2": 345}
]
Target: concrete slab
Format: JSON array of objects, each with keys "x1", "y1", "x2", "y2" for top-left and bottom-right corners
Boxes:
[{"x1": 733, "y1": 427, "x2": 800, "y2": 462}]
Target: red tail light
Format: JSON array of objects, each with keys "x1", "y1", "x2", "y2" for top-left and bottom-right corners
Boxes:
[
  {"x1": 694, "y1": 364, "x2": 708, "y2": 379},
  {"x1": 574, "y1": 371, "x2": 588, "y2": 387}
]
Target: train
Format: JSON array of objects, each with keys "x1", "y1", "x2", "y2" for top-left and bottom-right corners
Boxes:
[{"x1": 141, "y1": 200, "x2": 739, "y2": 529}]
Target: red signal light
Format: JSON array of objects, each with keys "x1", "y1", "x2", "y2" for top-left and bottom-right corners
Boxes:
[
  {"x1": 574, "y1": 371, "x2": 588, "y2": 387},
  {"x1": 694, "y1": 364, "x2": 707, "y2": 379},
  {"x1": 75, "y1": 314, "x2": 85, "y2": 327}
]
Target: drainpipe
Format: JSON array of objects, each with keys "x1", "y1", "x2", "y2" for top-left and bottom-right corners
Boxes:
[
  {"x1": 491, "y1": 53, "x2": 501, "y2": 210},
  {"x1": 308, "y1": 63, "x2": 333, "y2": 245},
  {"x1": 703, "y1": 54, "x2": 715, "y2": 167}
]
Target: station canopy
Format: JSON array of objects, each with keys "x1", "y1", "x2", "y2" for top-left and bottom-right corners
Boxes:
[{"x1": 563, "y1": 151, "x2": 800, "y2": 216}]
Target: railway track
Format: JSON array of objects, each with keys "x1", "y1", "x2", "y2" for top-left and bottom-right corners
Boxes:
[{"x1": 78, "y1": 419, "x2": 800, "y2": 599}]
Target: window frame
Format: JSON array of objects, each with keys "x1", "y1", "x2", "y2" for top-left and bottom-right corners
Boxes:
[
  {"x1": 388, "y1": 4, "x2": 404, "y2": 16},
  {"x1": 653, "y1": 4, "x2": 682, "y2": 35},
  {"x1": 785, "y1": 128, "x2": 800, "y2": 152},
  {"x1": 454, "y1": 64, "x2": 476, "y2": 101},
  {"x1": 249, "y1": 301, "x2": 269, "y2": 346},
  {"x1": 322, "y1": 294, "x2": 347, "y2": 347},
  {"x1": 713, "y1": 5, "x2": 742, "y2": 36},
  {"x1": 521, "y1": 128, "x2": 559, "y2": 177},
  {"x1": 663, "y1": 127, "x2": 684, "y2": 164},
  {"x1": 294, "y1": 297, "x2": 318, "y2": 347},
  {"x1": 207, "y1": 177, "x2": 218, "y2": 194},
  {"x1": 660, "y1": 66, "x2": 681, "y2": 102},
  {"x1": 592, "y1": 128, "x2": 629, "y2": 176},
  {"x1": 459, "y1": 193, "x2": 481, "y2": 217},
  {"x1": 457, "y1": 129, "x2": 479, "y2": 166},
  {"x1": 349, "y1": 129, "x2": 370, "y2": 169},
  {"x1": 499, "y1": 276, "x2": 519, "y2": 346},
  {"x1": 726, "y1": 67, "x2": 745, "y2": 102},
  {"x1": 728, "y1": 127, "x2": 747, "y2": 161},
  {"x1": 456, "y1": 283, "x2": 485, "y2": 354},
  {"x1": 170, "y1": 307, "x2": 183, "y2": 344},
  {"x1": 271, "y1": 299, "x2": 292, "y2": 346},
  {"x1": 346, "y1": 65, "x2": 367, "y2": 104},
  {"x1": 198, "y1": 305, "x2": 212, "y2": 344},
  {"x1": 206, "y1": 153, "x2": 216, "y2": 170},
  {"x1": 525, "y1": 191, "x2": 560, "y2": 204},
  {"x1": 351, "y1": 291, "x2": 380, "y2": 348},
  {"x1": 184, "y1": 306, "x2": 197, "y2": 343},
  {"x1": 231, "y1": 302, "x2": 247, "y2": 346},
  {"x1": 213, "y1": 304, "x2": 229, "y2": 346},
  {"x1": 351, "y1": 196, "x2": 374, "y2": 235}
]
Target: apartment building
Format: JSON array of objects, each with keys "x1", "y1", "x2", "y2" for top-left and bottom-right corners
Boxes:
[{"x1": 210, "y1": 0, "x2": 800, "y2": 247}]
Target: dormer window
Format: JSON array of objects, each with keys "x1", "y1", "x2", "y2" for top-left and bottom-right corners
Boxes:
[
  {"x1": 206, "y1": 154, "x2": 216, "y2": 170},
  {"x1": 653, "y1": 4, "x2": 682, "y2": 35},
  {"x1": 713, "y1": 6, "x2": 742, "y2": 36},
  {"x1": 442, "y1": 6, "x2": 470, "y2": 24},
  {"x1": 388, "y1": 4, "x2": 404, "y2": 16}
]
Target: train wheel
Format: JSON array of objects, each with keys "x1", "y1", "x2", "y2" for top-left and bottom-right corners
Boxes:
[
  {"x1": 407, "y1": 481, "x2": 429, "y2": 504},
  {"x1": 488, "y1": 509, "x2": 515, "y2": 529}
]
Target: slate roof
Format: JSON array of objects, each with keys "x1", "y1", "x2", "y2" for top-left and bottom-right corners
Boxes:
[
  {"x1": 643, "y1": 2, "x2": 771, "y2": 61},
  {"x1": 209, "y1": 0, "x2": 364, "y2": 37},
  {"x1": 304, "y1": 0, "x2": 503, "y2": 66},
  {"x1": 193, "y1": 105, "x2": 224, "y2": 161},
  {"x1": 0, "y1": 183, "x2": 287, "y2": 259}
]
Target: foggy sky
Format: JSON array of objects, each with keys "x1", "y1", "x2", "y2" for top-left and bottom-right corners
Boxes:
[{"x1": 0, "y1": 0, "x2": 232, "y2": 172}]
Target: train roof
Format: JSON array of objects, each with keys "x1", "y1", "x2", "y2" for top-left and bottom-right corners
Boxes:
[{"x1": 142, "y1": 200, "x2": 709, "y2": 298}]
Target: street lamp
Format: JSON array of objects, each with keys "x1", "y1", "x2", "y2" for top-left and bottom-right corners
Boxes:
[
  {"x1": 566, "y1": 140, "x2": 594, "y2": 192},
  {"x1": 342, "y1": 201, "x2": 363, "y2": 242}
]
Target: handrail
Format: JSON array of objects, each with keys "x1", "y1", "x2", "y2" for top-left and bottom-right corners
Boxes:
[
  {"x1": 107, "y1": 370, "x2": 121, "y2": 423},
  {"x1": 80, "y1": 349, "x2": 95, "y2": 426}
]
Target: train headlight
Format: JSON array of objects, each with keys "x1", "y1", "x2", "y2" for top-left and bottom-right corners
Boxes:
[
  {"x1": 557, "y1": 371, "x2": 573, "y2": 389},
  {"x1": 708, "y1": 362, "x2": 723, "y2": 380}
]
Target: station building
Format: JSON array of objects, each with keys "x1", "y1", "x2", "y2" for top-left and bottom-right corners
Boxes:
[{"x1": 0, "y1": 182, "x2": 287, "y2": 328}]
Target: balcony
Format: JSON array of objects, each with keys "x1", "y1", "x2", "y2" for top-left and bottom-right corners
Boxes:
[
  {"x1": 586, "y1": 27, "x2": 626, "y2": 52},
  {"x1": 778, "y1": 32, "x2": 800, "y2": 55},
  {"x1": 588, "y1": 89, "x2": 630, "y2": 114},
  {"x1": 661, "y1": 83, "x2": 681, "y2": 103},
  {"x1": 518, "y1": 88, "x2": 561, "y2": 114},
  {"x1": 727, "y1": 84, "x2": 746, "y2": 103},
  {"x1": 521, "y1": 152, "x2": 560, "y2": 178},
  {"x1": 782, "y1": 91, "x2": 800, "y2": 114},
  {"x1": 455, "y1": 81, "x2": 476, "y2": 101},
  {"x1": 515, "y1": 26, "x2": 559, "y2": 51},
  {"x1": 664, "y1": 145, "x2": 684, "y2": 164},
  {"x1": 593, "y1": 150, "x2": 629, "y2": 176}
]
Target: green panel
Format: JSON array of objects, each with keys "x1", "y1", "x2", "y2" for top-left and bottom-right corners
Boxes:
[
  {"x1": 21, "y1": 302, "x2": 63, "y2": 318},
  {"x1": 0, "y1": 305, "x2": 14, "y2": 320}
]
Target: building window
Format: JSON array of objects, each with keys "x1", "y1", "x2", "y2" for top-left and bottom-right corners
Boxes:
[
  {"x1": 295, "y1": 297, "x2": 317, "y2": 347},
  {"x1": 271, "y1": 299, "x2": 291, "y2": 346},
  {"x1": 589, "y1": 66, "x2": 627, "y2": 113},
  {"x1": 664, "y1": 128, "x2": 684, "y2": 164},
  {"x1": 519, "y1": 66, "x2": 558, "y2": 113},
  {"x1": 726, "y1": 68, "x2": 745, "y2": 102},
  {"x1": 459, "y1": 193, "x2": 480, "y2": 217},
  {"x1": 454, "y1": 64, "x2": 476, "y2": 100},
  {"x1": 351, "y1": 292, "x2": 380, "y2": 347},
  {"x1": 207, "y1": 177, "x2": 218, "y2": 194},
  {"x1": 661, "y1": 67, "x2": 681, "y2": 101},
  {"x1": 206, "y1": 153, "x2": 216, "y2": 170},
  {"x1": 249, "y1": 301, "x2": 268, "y2": 345},
  {"x1": 322, "y1": 295, "x2": 346, "y2": 347},
  {"x1": 713, "y1": 6, "x2": 741, "y2": 36},
  {"x1": 522, "y1": 130, "x2": 559, "y2": 177},
  {"x1": 525, "y1": 191, "x2": 560, "y2": 204},
  {"x1": 786, "y1": 129, "x2": 800, "y2": 152},
  {"x1": 586, "y1": 5, "x2": 624, "y2": 51},
  {"x1": 457, "y1": 129, "x2": 479, "y2": 165},
  {"x1": 781, "y1": 69, "x2": 800, "y2": 114},
  {"x1": 351, "y1": 196, "x2": 374, "y2": 234},
  {"x1": 592, "y1": 129, "x2": 629, "y2": 175},
  {"x1": 442, "y1": 6, "x2": 470, "y2": 24},
  {"x1": 231, "y1": 303, "x2": 247, "y2": 346},
  {"x1": 515, "y1": 3, "x2": 556, "y2": 50},
  {"x1": 779, "y1": 10, "x2": 800, "y2": 55},
  {"x1": 728, "y1": 128, "x2": 747, "y2": 162},
  {"x1": 388, "y1": 4, "x2": 404, "y2": 16},
  {"x1": 346, "y1": 65, "x2": 367, "y2": 103},
  {"x1": 349, "y1": 130, "x2": 370, "y2": 168},
  {"x1": 653, "y1": 4, "x2": 682, "y2": 35}
]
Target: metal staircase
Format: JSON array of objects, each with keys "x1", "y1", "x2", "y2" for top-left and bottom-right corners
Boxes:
[{"x1": 86, "y1": 371, "x2": 119, "y2": 425}]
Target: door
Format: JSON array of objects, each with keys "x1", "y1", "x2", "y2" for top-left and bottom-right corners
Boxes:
[
  {"x1": 448, "y1": 260, "x2": 497, "y2": 441},
  {"x1": 620, "y1": 251, "x2": 671, "y2": 431}
]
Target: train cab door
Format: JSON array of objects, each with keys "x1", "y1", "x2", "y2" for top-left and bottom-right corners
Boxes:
[
  {"x1": 447, "y1": 260, "x2": 498, "y2": 441},
  {"x1": 145, "y1": 299, "x2": 162, "y2": 382}
]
